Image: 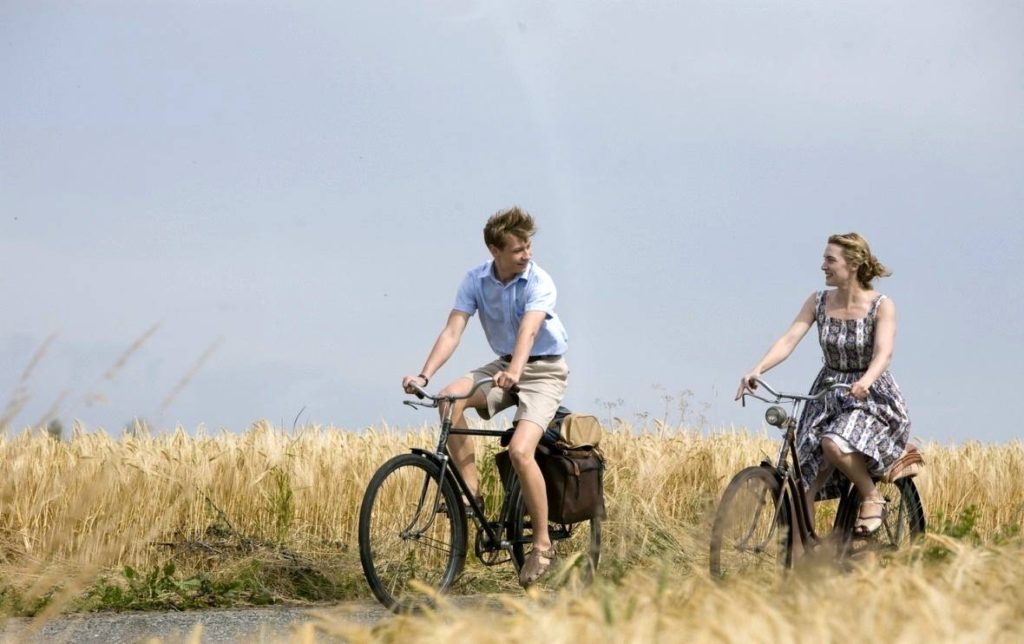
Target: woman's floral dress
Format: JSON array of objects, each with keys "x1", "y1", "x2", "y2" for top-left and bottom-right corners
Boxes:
[{"x1": 796, "y1": 291, "x2": 912, "y2": 498}]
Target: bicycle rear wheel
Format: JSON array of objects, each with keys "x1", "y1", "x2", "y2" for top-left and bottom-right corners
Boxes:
[
  {"x1": 358, "y1": 453, "x2": 467, "y2": 610},
  {"x1": 508, "y1": 481, "x2": 601, "y2": 584},
  {"x1": 836, "y1": 477, "x2": 926, "y2": 561},
  {"x1": 710, "y1": 466, "x2": 792, "y2": 580},
  {"x1": 884, "y1": 477, "x2": 926, "y2": 544}
]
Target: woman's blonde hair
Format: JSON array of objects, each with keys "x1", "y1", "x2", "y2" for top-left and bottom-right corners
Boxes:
[{"x1": 827, "y1": 232, "x2": 892, "y2": 288}]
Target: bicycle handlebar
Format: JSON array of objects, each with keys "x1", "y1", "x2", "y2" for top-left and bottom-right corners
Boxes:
[
  {"x1": 742, "y1": 376, "x2": 850, "y2": 406},
  {"x1": 403, "y1": 377, "x2": 518, "y2": 410}
]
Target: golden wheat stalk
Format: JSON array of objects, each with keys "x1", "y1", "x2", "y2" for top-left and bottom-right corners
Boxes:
[
  {"x1": 159, "y1": 337, "x2": 224, "y2": 414},
  {"x1": 0, "y1": 332, "x2": 58, "y2": 430},
  {"x1": 0, "y1": 422, "x2": 1019, "y2": 628}
]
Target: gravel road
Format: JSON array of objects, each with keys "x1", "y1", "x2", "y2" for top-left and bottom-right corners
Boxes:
[{"x1": 1, "y1": 601, "x2": 390, "y2": 643}]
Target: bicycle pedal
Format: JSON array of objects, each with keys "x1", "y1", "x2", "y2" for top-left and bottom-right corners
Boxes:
[{"x1": 478, "y1": 553, "x2": 512, "y2": 566}]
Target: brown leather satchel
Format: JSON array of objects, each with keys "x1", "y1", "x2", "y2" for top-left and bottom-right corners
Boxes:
[
  {"x1": 534, "y1": 441, "x2": 606, "y2": 524},
  {"x1": 882, "y1": 443, "x2": 925, "y2": 484},
  {"x1": 494, "y1": 441, "x2": 607, "y2": 524}
]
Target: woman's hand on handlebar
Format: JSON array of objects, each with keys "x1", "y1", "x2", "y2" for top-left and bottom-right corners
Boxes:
[
  {"x1": 402, "y1": 374, "x2": 428, "y2": 395},
  {"x1": 735, "y1": 371, "x2": 761, "y2": 401},
  {"x1": 849, "y1": 378, "x2": 872, "y2": 401}
]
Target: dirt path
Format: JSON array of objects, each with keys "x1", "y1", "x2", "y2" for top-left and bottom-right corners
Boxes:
[{"x1": 1, "y1": 601, "x2": 390, "y2": 643}]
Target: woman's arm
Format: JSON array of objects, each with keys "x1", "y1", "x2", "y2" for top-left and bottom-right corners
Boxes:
[
  {"x1": 849, "y1": 298, "x2": 896, "y2": 401},
  {"x1": 734, "y1": 292, "x2": 817, "y2": 400}
]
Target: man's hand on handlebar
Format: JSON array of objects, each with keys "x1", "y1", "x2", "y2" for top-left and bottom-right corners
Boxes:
[
  {"x1": 493, "y1": 370, "x2": 520, "y2": 392},
  {"x1": 399, "y1": 375, "x2": 518, "y2": 406}
]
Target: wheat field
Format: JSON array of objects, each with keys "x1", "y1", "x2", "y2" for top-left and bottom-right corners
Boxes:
[{"x1": 1, "y1": 423, "x2": 1022, "y2": 641}]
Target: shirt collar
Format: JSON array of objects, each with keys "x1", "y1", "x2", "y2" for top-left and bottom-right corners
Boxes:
[{"x1": 485, "y1": 259, "x2": 533, "y2": 285}]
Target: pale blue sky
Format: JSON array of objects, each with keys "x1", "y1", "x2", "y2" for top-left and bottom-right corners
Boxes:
[{"x1": 2, "y1": 1, "x2": 1022, "y2": 442}]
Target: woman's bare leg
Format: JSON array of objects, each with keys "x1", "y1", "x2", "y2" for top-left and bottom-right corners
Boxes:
[{"x1": 820, "y1": 437, "x2": 884, "y2": 530}]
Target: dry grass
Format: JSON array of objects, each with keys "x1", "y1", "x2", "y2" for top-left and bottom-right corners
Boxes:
[
  {"x1": 311, "y1": 538, "x2": 1024, "y2": 643},
  {"x1": 0, "y1": 423, "x2": 1021, "y2": 640}
]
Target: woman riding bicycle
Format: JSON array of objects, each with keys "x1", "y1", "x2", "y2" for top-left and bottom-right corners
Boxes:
[
  {"x1": 401, "y1": 207, "x2": 569, "y2": 587},
  {"x1": 735, "y1": 232, "x2": 912, "y2": 537}
]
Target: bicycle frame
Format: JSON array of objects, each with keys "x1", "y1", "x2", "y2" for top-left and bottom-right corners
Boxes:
[
  {"x1": 741, "y1": 377, "x2": 856, "y2": 554},
  {"x1": 402, "y1": 378, "x2": 525, "y2": 571}
]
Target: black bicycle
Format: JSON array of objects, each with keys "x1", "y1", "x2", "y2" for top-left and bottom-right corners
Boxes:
[
  {"x1": 710, "y1": 377, "x2": 925, "y2": 579},
  {"x1": 358, "y1": 377, "x2": 601, "y2": 610}
]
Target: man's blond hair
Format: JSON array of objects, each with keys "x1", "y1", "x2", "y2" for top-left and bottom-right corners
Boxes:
[{"x1": 484, "y1": 207, "x2": 536, "y2": 249}]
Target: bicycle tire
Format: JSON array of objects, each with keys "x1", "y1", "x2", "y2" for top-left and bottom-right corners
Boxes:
[
  {"x1": 507, "y1": 481, "x2": 602, "y2": 584},
  {"x1": 710, "y1": 466, "x2": 793, "y2": 580},
  {"x1": 358, "y1": 453, "x2": 467, "y2": 610}
]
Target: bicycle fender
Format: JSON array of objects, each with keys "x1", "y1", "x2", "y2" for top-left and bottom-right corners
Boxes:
[{"x1": 410, "y1": 448, "x2": 445, "y2": 465}]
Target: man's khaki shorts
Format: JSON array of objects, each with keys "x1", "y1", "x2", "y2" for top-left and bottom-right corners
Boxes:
[{"x1": 464, "y1": 356, "x2": 568, "y2": 430}]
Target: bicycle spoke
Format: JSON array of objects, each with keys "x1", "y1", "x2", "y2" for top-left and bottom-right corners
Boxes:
[
  {"x1": 734, "y1": 496, "x2": 767, "y2": 548},
  {"x1": 893, "y1": 498, "x2": 907, "y2": 543},
  {"x1": 405, "y1": 533, "x2": 454, "y2": 554},
  {"x1": 711, "y1": 468, "x2": 790, "y2": 579}
]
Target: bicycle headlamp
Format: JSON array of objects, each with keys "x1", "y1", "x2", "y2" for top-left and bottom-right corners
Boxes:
[{"x1": 765, "y1": 405, "x2": 789, "y2": 427}]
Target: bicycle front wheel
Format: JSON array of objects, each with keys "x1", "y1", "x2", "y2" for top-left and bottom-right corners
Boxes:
[
  {"x1": 710, "y1": 466, "x2": 792, "y2": 580},
  {"x1": 358, "y1": 453, "x2": 467, "y2": 610},
  {"x1": 508, "y1": 482, "x2": 601, "y2": 584}
]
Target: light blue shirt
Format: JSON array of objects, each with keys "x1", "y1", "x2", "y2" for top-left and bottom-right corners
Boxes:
[{"x1": 453, "y1": 260, "x2": 569, "y2": 357}]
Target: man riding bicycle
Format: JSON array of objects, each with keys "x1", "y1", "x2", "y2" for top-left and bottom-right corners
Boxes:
[{"x1": 402, "y1": 206, "x2": 569, "y2": 587}]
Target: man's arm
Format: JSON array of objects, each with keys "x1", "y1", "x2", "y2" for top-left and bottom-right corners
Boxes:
[
  {"x1": 494, "y1": 310, "x2": 546, "y2": 390},
  {"x1": 402, "y1": 310, "x2": 470, "y2": 392}
]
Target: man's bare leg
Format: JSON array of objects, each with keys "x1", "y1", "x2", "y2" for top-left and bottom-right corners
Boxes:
[
  {"x1": 439, "y1": 378, "x2": 486, "y2": 499},
  {"x1": 507, "y1": 420, "x2": 551, "y2": 550}
]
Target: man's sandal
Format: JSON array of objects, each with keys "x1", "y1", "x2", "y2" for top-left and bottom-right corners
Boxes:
[
  {"x1": 853, "y1": 497, "x2": 887, "y2": 538},
  {"x1": 519, "y1": 547, "x2": 557, "y2": 588}
]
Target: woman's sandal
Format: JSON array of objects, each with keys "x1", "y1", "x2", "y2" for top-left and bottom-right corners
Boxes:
[
  {"x1": 519, "y1": 547, "x2": 557, "y2": 588},
  {"x1": 853, "y1": 497, "x2": 887, "y2": 538}
]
